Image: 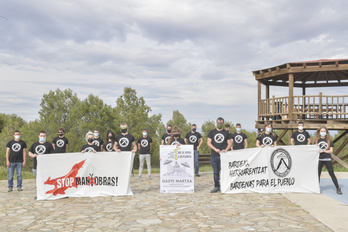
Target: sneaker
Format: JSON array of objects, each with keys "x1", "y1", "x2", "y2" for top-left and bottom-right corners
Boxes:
[
  {"x1": 210, "y1": 187, "x2": 220, "y2": 193},
  {"x1": 337, "y1": 188, "x2": 342, "y2": 195},
  {"x1": 137, "y1": 176, "x2": 142, "y2": 179},
  {"x1": 17, "y1": 187, "x2": 22, "y2": 191},
  {"x1": 8, "y1": 188, "x2": 13, "y2": 192},
  {"x1": 148, "y1": 176, "x2": 152, "y2": 179},
  {"x1": 195, "y1": 173, "x2": 200, "y2": 177}
]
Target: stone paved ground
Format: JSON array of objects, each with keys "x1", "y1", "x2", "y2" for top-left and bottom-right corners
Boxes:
[{"x1": 1, "y1": 173, "x2": 331, "y2": 232}]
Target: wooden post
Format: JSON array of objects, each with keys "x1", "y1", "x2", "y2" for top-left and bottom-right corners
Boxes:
[
  {"x1": 302, "y1": 86, "x2": 306, "y2": 96},
  {"x1": 258, "y1": 81, "x2": 262, "y2": 121},
  {"x1": 288, "y1": 74, "x2": 294, "y2": 120},
  {"x1": 266, "y1": 84, "x2": 270, "y2": 99},
  {"x1": 319, "y1": 92, "x2": 322, "y2": 119},
  {"x1": 289, "y1": 129, "x2": 293, "y2": 143}
]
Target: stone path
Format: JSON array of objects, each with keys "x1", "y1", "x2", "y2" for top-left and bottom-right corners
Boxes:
[{"x1": 1, "y1": 173, "x2": 331, "y2": 231}]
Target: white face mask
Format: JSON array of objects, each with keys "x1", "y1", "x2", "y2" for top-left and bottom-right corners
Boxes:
[
  {"x1": 298, "y1": 126, "x2": 304, "y2": 131},
  {"x1": 15, "y1": 135, "x2": 20, "y2": 140},
  {"x1": 266, "y1": 128, "x2": 272, "y2": 133}
]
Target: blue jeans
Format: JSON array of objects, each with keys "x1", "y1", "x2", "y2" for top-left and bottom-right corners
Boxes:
[
  {"x1": 8, "y1": 162, "x2": 23, "y2": 188},
  {"x1": 194, "y1": 150, "x2": 199, "y2": 174},
  {"x1": 210, "y1": 156, "x2": 221, "y2": 188}
]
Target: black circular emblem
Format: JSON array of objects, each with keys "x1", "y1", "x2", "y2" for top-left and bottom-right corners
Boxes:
[{"x1": 270, "y1": 148, "x2": 292, "y2": 177}]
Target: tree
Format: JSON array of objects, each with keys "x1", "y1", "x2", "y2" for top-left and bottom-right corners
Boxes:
[
  {"x1": 167, "y1": 110, "x2": 191, "y2": 136},
  {"x1": 39, "y1": 88, "x2": 81, "y2": 136}
]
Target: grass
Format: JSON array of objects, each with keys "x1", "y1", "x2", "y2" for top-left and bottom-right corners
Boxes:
[{"x1": 1, "y1": 164, "x2": 347, "y2": 180}]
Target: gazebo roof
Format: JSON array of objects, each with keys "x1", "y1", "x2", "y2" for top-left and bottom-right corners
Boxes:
[{"x1": 252, "y1": 59, "x2": 348, "y2": 87}]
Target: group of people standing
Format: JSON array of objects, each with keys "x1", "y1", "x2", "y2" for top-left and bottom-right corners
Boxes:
[{"x1": 5, "y1": 119, "x2": 343, "y2": 195}]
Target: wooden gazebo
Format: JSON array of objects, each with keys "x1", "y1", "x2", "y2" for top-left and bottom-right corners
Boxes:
[{"x1": 253, "y1": 59, "x2": 348, "y2": 168}]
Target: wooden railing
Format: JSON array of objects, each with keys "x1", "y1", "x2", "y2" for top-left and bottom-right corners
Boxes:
[{"x1": 259, "y1": 94, "x2": 348, "y2": 120}]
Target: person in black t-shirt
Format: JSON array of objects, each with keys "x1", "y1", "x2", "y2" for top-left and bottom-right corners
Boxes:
[
  {"x1": 93, "y1": 129, "x2": 104, "y2": 151},
  {"x1": 167, "y1": 126, "x2": 186, "y2": 145},
  {"x1": 137, "y1": 129, "x2": 153, "y2": 179},
  {"x1": 207, "y1": 117, "x2": 232, "y2": 193},
  {"x1": 103, "y1": 130, "x2": 116, "y2": 152},
  {"x1": 81, "y1": 131, "x2": 100, "y2": 153},
  {"x1": 231, "y1": 123, "x2": 248, "y2": 150},
  {"x1": 315, "y1": 126, "x2": 342, "y2": 195},
  {"x1": 161, "y1": 125, "x2": 172, "y2": 145},
  {"x1": 256, "y1": 122, "x2": 277, "y2": 147},
  {"x1": 290, "y1": 121, "x2": 311, "y2": 145},
  {"x1": 114, "y1": 123, "x2": 137, "y2": 152},
  {"x1": 28, "y1": 130, "x2": 54, "y2": 178},
  {"x1": 6, "y1": 130, "x2": 27, "y2": 192},
  {"x1": 185, "y1": 124, "x2": 203, "y2": 176},
  {"x1": 52, "y1": 127, "x2": 69, "y2": 153}
]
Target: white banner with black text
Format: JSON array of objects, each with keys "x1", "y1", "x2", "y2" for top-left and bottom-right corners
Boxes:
[
  {"x1": 160, "y1": 145, "x2": 194, "y2": 193},
  {"x1": 220, "y1": 145, "x2": 320, "y2": 193},
  {"x1": 36, "y1": 152, "x2": 134, "y2": 200}
]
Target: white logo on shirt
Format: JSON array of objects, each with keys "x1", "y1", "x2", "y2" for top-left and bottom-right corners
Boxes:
[
  {"x1": 234, "y1": 135, "x2": 243, "y2": 144},
  {"x1": 214, "y1": 133, "x2": 224, "y2": 143},
  {"x1": 12, "y1": 143, "x2": 21, "y2": 152},
  {"x1": 189, "y1": 135, "x2": 197, "y2": 143},
  {"x1": 35, "y1": 145, "x2": 46, "y2": 155},
  {"x1": 141, "y1": 139, "x2": 148, "y2": 147},
  {"x1": 262, "y1": 137, "x2": 273, "y2": 146},
  {"x1": 119, "y1": 137, "x2": 129, "y2": 147},
  {"x1": 56, "y1": 139, "x2": 65, "y2": 147}
]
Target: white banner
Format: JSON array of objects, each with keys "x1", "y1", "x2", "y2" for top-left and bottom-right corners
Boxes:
[
  {"x1": 36, "y1": 152, "x2": 134, "y2": 200},
  {"x1": 160, "y1": 145, "x2": 194, "y2": 193},
  {"x1": 221, "y1": 145, "x2": 320, "y2": 193}
]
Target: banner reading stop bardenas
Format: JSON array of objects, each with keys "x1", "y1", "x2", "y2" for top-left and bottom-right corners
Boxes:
[
  {"x1": 220, "y1": 145, "x2": 320, "y2": 194},
  {"x1": 160, "y1": 145, "x2": 194, "y2": 193},
  {"x1": 36, "y1": 152, "x2": 134, "y2": 200}
]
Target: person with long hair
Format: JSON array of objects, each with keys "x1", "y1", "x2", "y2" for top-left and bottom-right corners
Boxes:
[
  {"x1": 167, "y1": 126, "x2": 186, "y2": 145},
  {"x1": 314, "y1": 126, "x2": 342, "y2": 195},
  {"x1": 103, "y1": 130, "x2": 116, "y2": 152},
  {"x1": 256, "y1": 121, "x2": 277, "y2": 147},
  {"x1": 81, "y1": 131, "x2": 99, "y2": 153}
]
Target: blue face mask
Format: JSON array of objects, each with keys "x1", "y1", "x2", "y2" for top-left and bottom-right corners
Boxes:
[
  {"x1": 236, "y1": 128, "x2": 241, "y2": 132},
  {"x1": 142, "y1": 132, "x2": 147, "y2": 136},
  {"x1": 39, "y1": 137, "x2": 46, "y2": 143},
  {"x1": 266, "y1": 128, "x2": 272, "y2": 133},
  {"x1": 94, "y1": 133, "x2": 99, "y2": 137},
  {"x1": 320, "y1": 132, "x2": 326, "y2": 137}
]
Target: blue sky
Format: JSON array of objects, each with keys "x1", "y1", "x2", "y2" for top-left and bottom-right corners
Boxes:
[{"x1": 1, "y1": 0, "x2": 348, "y2": 130}]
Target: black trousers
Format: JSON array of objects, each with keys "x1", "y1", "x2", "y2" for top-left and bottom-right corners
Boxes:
[{"x1": 318, "y1": 160, "x2": 339, "y2": 189}]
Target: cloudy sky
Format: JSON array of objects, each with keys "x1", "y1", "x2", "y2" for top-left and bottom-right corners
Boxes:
[{"x1": 1, "y1": 0, "x2": 348, "y2": 130}]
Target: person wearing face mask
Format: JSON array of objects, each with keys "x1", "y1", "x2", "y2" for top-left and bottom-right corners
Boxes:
[
  {"x1": 52, "y1": 127, "x2": 69, "y2": 153},
  {"x1": 290, "y1": 122, "x2": 311, "y2": 145},
  {"x1": 6, "y1": 130, "x2": 27, "y2": 192},
  {"x1": 231, "y1": 123, "x2": 248, "y2": 150},
  {"x1": 256, "y1": 122, "x2": 277, "y2": 147},
  {"x1": 161, "y1": 125, "x2": 172, "y2": 145},
  {"x1": 185, "y1": 124, "x2": 203, "y2": 176},
  {"x1": 167, "y1": 126, "x2": 186, "y2": 145},
  {"x1": 315, "y1": 126, "x2": 342, "y2": 195},
  {"x1": 81, "y1": 131, "x2": 99, "y2": 153},
  {"x1": 137, "y1": 129, "x2": 153, "y2": 179},
  {"x1": 207, "y1": 117, "x2": 232, "y2": 193},
  {"x1": 114, "y1": 123, "x2": 137, "y2": 153},
  {"x1": 103, "y1": 130, "x2": 116, "y2": 152},
  {"x1": 93, "y1": 129, "x2": 104, "y2": 151},
  {"x1": 28, "y1": 131, "x2": 54, "y2": 178}
]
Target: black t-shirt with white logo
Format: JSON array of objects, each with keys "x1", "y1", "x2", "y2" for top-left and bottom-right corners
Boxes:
[
  {"x1": 207, "y1": 129, "x2": 230, "y2": 157},
  {"x1": 185, "y1": 132, "x2": 202, "y2": 150},
  {"x1": 93, "y1": 137, "x2": 104, "y2": 149},
  {"x1": 52, "y1": 136, "x2": 69, "y2": 153},
  {"x1": 257, "y1": 133, "x2": 277, "y2": 146},
  {"x1": 170, "y1": 138, "x2": 186, "y2": 145},
  {"x1": 161, "y1": 133, "x2": 171, "y2": 145},
  {"x1": 29, "y1": 141, "x2": 54, "y2": 169},
  {"x1": 81, "y1": 144, "x2": 100, "y2": 153},
  {"x1": 137, "y1": 136, "x2": 153, "y2": 154},
  {"x1": 6, "y1": 140, "x2": 27, "y2": 163},
  {"x1": 317, "y1": 138, "x2": 334, "y2": 161},
  {"x1": 231, "y1": 132, "x2": 248, "y2": 150},
  {"x1": 104, "y1": 141, "x2": 115, "y2": 152},
  {"x1": 291, "y1": 130, "x2": 310, "y2": 145},
  {"x1": 115, "y1": 133, "x2": 135, "y2": 151}
]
